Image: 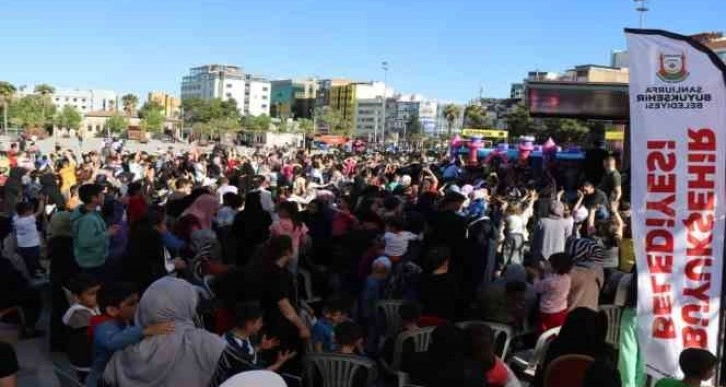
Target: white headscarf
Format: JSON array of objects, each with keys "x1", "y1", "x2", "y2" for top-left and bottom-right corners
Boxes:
[{"x1": 103, "y1": 277, "x2": 226, "y2": 387}]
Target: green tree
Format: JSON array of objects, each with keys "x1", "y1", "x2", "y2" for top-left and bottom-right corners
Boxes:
[
  {"x1": 107, "y1": 112, "x2": 129, "y2": 134},
  {"x1": 504, "y1": 104, "x2": 537, "y2": 139},
  {"x1": 139, "y1": 108, "x2": 165, "y2": 133},
  {"x1": 138, "y1": 101, "x2": 165, "y2": 119},
  {"x1": 0, "y1": 81, "x2": 16, "y2": 131},
  {"x1": 54, "y1": 105, "x2": 82, "y2": 131},
  {"x1": 464, "y1": 104, "x2": 492, "y2": 129},
  {"x1": 541, "y1": 118, "x2": 590, "y2": 145},
  {"x1": 209, "y1": 117, "x2": 239, "y2": 135},
  {"x1": 34, "y1": 84, "x2": 55, "y2": 96},
  {"x1": 182, "y1": 98, "x2": 240, "y2": 125},
  {"x1": 297, "y1": 118, "x2": 314, "y2": 134},
  {"x1": 9, "y1": 94, "x2": 56, "y2": 130},
  {"x1": 317, "y1": 106, "x2": 353, "y2": 135},
  {"x1": 121, "y1": 94, "x2": 138, "y2": 116},
  {"x1": 443, "y1": 104, "x2": 461, "y2": 137},
  {"x1": 405, "y1": 113, "x2": 422, "y2": 138}
]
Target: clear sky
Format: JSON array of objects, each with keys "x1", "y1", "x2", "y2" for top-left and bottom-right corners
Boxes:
[{"x1": 0, "y1": 0, "x2": 723, "y2": 103}]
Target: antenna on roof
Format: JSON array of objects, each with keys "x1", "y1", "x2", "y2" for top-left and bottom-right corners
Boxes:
[{"x1": 634, "y1": 0, "x2": 649, "y2": 28}]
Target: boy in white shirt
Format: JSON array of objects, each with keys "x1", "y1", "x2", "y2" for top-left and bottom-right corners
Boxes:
[
  {"x1": 383, "y1": 217, "x2": 422, "y2": 263},
  {"x1": 13, "y1": 200, "x2": 44, "y2": 277}
]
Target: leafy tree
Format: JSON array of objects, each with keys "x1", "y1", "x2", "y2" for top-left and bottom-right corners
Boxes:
[
  {"x1": 9, "y1": 94, "x2": 56, "y2": 130},
  {"x1": 242, "y1": 115, "x2": 272, "y2": 132},
  {"x1": 139, "y1": 108, "x2": 165, "y2": 132},
  {"x1": 182, "y1": 98, "x2": 240, "y2": 125},
  {"x1": 443, "y1": 104, "x2": 460, "y2": 137},
  {"x1": 297, "y1": 118, "x2": 314, "y2": 134},
  {"x1": 121, "y1": 94, "x2": 138, "y2": 116},
  {"x1": 138, "y1": 101, "x2": 165, "y2": 119},
  {"x1": 34, "y1": 84, "x2": 55, "y2": 96},
  {"x1": 317, "y1": 106, "x2": 353, "y2": 135},
  {"x1": 405, "y1": 113, "x2": 422, "y2": 138},
  {"x1": 464, "y1": 104, "x2": 492, "y2": 129},
  {"x1": 0, "y1": 81, "x2": 16, "y2": 131},
  {"x1": 107, "y1": 112, "x2": 129, "y2": 134},
  {"x1": 209, "y1": 117, "x2": 239, "y2": 135},
  {"x1": 541, "y1": 118, "x2": 590, "y2": 145},
  {"x1": 54, "y1": 105, "x2": 82, "y2": 130},
  {"x1": 504, "y1": 104, "x2": 537, "y2": 139}
]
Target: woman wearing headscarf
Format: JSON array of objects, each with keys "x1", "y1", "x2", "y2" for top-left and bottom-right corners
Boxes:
[
  {"x1": 233, "y1": 191, "x2": 272, "y2": 266},
  {"x1": 566, "y1": 237, "x2": 605, "y2": 311},
  {"x1": 532, "y1": 307, "x2": 615, "y2": 387},
  {"x1": 47, "y1": 211, "x2": 78, "y2": 351},
  {"x1": 103, "y1": 277, "x2": 243, "y2": 387}
]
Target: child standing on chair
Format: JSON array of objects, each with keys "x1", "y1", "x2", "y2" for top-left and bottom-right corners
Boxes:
[
  {"x1": 383, "y1": 217, "x2": 421, "y2": 263},
  {"x1": 533, "y1": 252, "x2": 573, "y2": 333}
]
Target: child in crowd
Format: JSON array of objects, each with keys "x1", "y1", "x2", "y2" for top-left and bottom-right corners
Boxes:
[
  {"x1": 655, "y1": 348, "x2": 717, "y2": 387},
  {"x1": 223, "y1": 302, "x2": 296, "y2": 373},
  {"x1": 533, "y1": 252, "x2": 573, "y2": 332},
  {"x1": 311, "y1": 297, "x2": 349, "y2": 353},
  {"x1": 383, "y1": 217, "x2": 421, "y2": 263},
  {"x1": 360, "y1": 257, "x2": 392, "y2": 324},
  {"x1": 62, "y1": 274, "x2": 101, "y2": 381},
  {"x1": 86, "y1": 282, "x2": 175, "y2": 387},
  {"x1": 335, "y1": 321, "x2": 364, "y2": 355},
  {"x1": 216, "y1": 193, "x2": 243, "y2": 228},
  {"x1": 62, "y1": 274, "x2": 101, "y2": 329},
  {"x1": 13, "y1": 200, "x2": 45, "y2": 277},
  {"x1": 270, "y1": 201, "x2": 308, "y2": 273},
  {"x1": 125, "y1": 182, "x2": 147, "y2": 224}
]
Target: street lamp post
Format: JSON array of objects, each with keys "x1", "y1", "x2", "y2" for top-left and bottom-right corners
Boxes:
[{"x1": 634, "y1": 0, "x2": 649, "y2": 28}]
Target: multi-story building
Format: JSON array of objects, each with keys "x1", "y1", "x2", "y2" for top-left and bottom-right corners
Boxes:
[
  {"x1": 16, "y1": 85, "x2": 117, "y2": 114},
  {"x1": 270, "y1": 78, "x2": 318, "y2": 119},
  {"x1": 610, "y1": 50, "x2": 629, "y2": 68},
  {"x1": 510, "y1": 83, "x2": 525, "y2": 100},
  {"x1": 692, "y1": 32, "x2": 726, "y2": 63},
  {"x1": 561, "y1": 64, "x2": 629, "y2": 83},
  {"x1": 316, "y1": 79, "x2": 353, "y2": 109},
  {"x1": 385, "y1": 94, "x2": 438, "y2": 136},
  {"x1": 148, "y1": 92, "x2": 181, "y2": 118},
  {"x1": 355, "y1": 99, "x2": 386, "y2": 140},
  {"x1": 243, "y1": 76, "x2": 271, "y2": 117},
  {"x1": 180, "y1": 64, "x2": 270, "y2": 116}
]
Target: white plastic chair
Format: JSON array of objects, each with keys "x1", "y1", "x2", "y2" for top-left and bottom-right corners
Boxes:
[
  {"x1": 306, "y1": 353, "x2": 377, "y2": 387},
  {"x1": 456, "y1": 320, "x2": 514, "y2": 359},
  {"x1": 392, "y1": 326, "x2": 435, "y2": 370},
  {"x1": 509, "y1": 326, "x2": 561, "y2": 380},
  {"x1": 376, "y1": 300, "x2": 405, "y2": 339},
  {"x1": 599, "y1": 304, "x2": 622, "y2": 346},
  {"x1": 53, "y1": 365, "x2": 84, "y2": 387},
  {"x1": 219, "y1": 370, "x2": 286, "y2": 387}
]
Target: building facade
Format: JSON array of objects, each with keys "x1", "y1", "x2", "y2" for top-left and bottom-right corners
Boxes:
[
  {"x1": 510, "y1": 83, "x2": 525, "y2": 100},
  {"x1": 610, "y1": 50, "x2": 629, "y2": 68},
  {"x1": 148, "y1": 92, "x2": 181, "y2": 118},
  {"x1": 355, "y1": 99, "x2": 386, "y2": 140},
  {"x1": 270, "y1": 79, "x2": 317, "y2": 119},
  {"x1": 180, "y1": 64, "x2": 270, "y2": 116},
  {"x1": 693, "y1": 32, "x2": 726, "y2": 63},
  {"x1": 17, "y1": 86, "x2": 117, "y2": 114}
]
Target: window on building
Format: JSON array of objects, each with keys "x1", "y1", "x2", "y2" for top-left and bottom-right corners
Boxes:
[
  {"x1": 96, "y1": 125, "x2": 101, "y2": 132},
  {"x1": 226, "y1": 84, "x2": 232, "y2": 88},
  {"x1": 81, "y1": 106, "x2": 86, "y2": 110},
  {"x1": 55, "y1": 98, "x2": 59, "y2": 102},
  {"x1": 226, "y1": 93, "x2": 232, "y2": 98},
  {"x1": 262, "y1": 87, "x2": 268, "y2": 92},
  {"x1": 87, "y1": 125, "x2": 92, "y2": 131},
  {"x1": 73, "y1": 98, "x2": 77, "y2": 102},
  {"x1": 82, "y1": 98, "x2": 86, "y2": 102},
  {"x1": 65, "y1": 98, "x2": 69, "y2": 102},
  {"x1": 262, "y1": 104, "x2": 267, "y2": 109},
  {"x1": 262, "y1": 95, "x2": 268, "y2": 100}
]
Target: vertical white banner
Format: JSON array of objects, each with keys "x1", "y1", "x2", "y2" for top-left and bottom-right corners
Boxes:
[{"x1": 627, "y1": 29, "x2": 726, "y2": 379}]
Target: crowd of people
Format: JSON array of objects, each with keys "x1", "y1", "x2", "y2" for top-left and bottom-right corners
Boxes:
[{"x1": 0, "y1": 137, "x2": 719, "y2": 387}]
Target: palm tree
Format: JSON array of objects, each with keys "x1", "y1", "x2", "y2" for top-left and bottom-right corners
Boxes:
[
  {"x1": 34, "y1": 84, "x2": 55, "y2": 96},
  {"x1": 443, "y1": 104, "x2": 461, "y2": 137},
  {"x1": 34, "y1": 84, "x2": 56, "y2": 126},
  {"x1": 464, "y1": 104, "x2": 486, "y2": 129},
  {"x1": 0, "y1": 81, "x2": 16, "y2": 133},
  {"x1": 121, "y1": 94, "x2": 139, "y2": 117}
]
